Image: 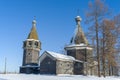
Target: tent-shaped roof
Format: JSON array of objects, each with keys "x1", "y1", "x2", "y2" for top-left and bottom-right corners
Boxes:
[
  {"x1": 27, "y1": 20, "x2": 39, "y2": 40},
  {"x1": 70, "y1": 16, "x2": 88, "y2": 45}
]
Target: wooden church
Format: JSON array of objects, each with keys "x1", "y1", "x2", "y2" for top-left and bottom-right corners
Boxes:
[{"x1": 20, "y1": 16, "x2": 98, "y2": 75}]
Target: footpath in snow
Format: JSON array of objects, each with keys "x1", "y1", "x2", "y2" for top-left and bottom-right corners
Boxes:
[{"x1": 0, "y1": 74, "x2": 120, "y2": 80}]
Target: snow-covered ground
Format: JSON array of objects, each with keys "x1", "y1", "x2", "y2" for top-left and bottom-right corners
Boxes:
[{"x1": 0, "y1": 74, "x2": 120, "y2": 80}]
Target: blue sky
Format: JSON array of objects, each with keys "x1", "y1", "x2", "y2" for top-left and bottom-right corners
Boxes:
[{"x1": 0, "y1": 0, "x2": 120, "y2": 72}]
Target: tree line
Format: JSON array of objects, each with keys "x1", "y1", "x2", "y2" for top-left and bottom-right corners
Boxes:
[{"x1": 85, "y1": 0, "x2": 120, "y2": 77}]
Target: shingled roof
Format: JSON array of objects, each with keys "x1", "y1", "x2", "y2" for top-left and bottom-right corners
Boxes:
[
  {"x1": 39, "y1": 51, "x2": 76, "y2": 62},
  {"x1": 27, "y1": 20, "x2": 39, "y2": 40},
  {"x1": 70, "y1": 16, "x2": 88, "y2": 45}
]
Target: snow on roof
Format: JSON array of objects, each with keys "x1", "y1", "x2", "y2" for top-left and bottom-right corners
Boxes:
[
  {"x1": 65, "y1": 43, "x2": 88, "y2": 48},
  {"x1": 20, "y1": 65, "x2": 39, "y2": 68},
  {"x1": 71, "y1": 43, "x2": 87, "y2": 46},
  {"x1": 26, "y1": 39, "x2": 39, "y2": 41},
  {"x1": 46, "y1": 51, "x2": 75, "y2": 61},
  {"x1": 65, "y1": 43, "x2": 93, "y2": 50}
]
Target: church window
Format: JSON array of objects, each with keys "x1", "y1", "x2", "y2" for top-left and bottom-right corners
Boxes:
[
  {"x1": 28, "y1": 53, "x2": 31, "y2": 55},
  {"x1": 35, "y1": 42, "x2": 38, "y2": 47},
  {"x1": 29, "y1": 41, "x2": 32, "y2": 46},
  {"x1": 67, "y1": 64, "x2": 69, "y2": 66}
]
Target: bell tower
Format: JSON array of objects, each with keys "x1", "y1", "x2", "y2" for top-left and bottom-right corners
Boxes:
[{"x1": 20, "y1": 19, "x2": 41, "y2": 74}]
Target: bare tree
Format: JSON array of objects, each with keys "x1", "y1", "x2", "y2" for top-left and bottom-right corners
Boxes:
[
  {"x1": 100, "y1": 19, "x2": 117, "y2": 76},
  {"x1": 85, "y1": 0, "x2": 109, "y2": 77}
]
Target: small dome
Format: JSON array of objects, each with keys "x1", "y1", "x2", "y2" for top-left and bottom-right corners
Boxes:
[
  {"x1": 76, "y1": 16, "x2": 80, "y2": 18},
  {"x1": 75, "y1": 16, "x2": 82, "y2": 22},
  {"x1": 32, "y1": 20, "x2": 36, "y2": 24}
]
